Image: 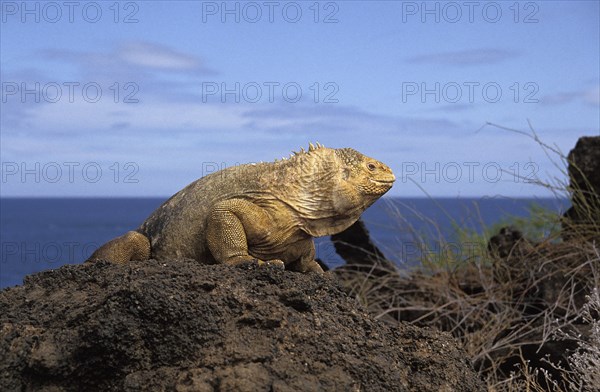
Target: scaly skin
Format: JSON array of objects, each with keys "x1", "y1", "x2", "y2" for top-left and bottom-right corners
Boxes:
[{"x1": 87, "y1": 144, "x2": 395, "y2": 273}]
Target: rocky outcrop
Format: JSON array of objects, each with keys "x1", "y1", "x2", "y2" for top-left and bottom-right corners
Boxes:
[
  {"x1": 0, "y1": 259, "x2": 484, "y2": 392},
  {"x1": 487, "y1": 226, "x2": 535, "y2": 260},
  {"x1": 562, "y1": 135, "x2": 600, "y2": 241},
  {"x1": 331, "y1": 219, "x2": 397, "y2": 275}
]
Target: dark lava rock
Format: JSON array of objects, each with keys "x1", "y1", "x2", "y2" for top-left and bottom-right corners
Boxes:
[
  {"x1": 331, "y1": 219, "x2": 397, "y2": 275},
  {"x1": 567, "y1": 135, "x2": 600, "y2": 197},
  {"x1": 487, "y1": 226, "x2": 532, "y2": 259},
  {"x1": 563, "y1": 135, "x2": 600, "y2": 241},
  {"x1": 0, "y1": 259, "x2": 484, "y2": 391}
]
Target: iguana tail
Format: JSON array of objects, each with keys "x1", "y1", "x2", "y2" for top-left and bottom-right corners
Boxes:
[{"x1": 87, "y1": 231, "x2": 151, "y2": 263}]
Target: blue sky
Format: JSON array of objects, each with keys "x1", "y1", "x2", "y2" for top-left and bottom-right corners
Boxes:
[{"x1": 1, "y1": 0, "x2": 599, "y2": 197}]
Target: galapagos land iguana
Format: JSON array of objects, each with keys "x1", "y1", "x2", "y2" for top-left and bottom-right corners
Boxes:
[{"x1": 87, "y1": 144, "x2": 395, "y2": 273}]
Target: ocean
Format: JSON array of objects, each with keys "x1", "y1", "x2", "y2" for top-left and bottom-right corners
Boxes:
[{"x1": 0, "y1": 197, "x2": 570, "y2": 288}]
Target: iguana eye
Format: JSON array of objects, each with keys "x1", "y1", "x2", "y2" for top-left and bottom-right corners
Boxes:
[{"x1": 367, "y1": 163, "x2": 376, "y2": 171}]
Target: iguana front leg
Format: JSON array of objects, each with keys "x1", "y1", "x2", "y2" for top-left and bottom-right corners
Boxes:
[
  {"x1": 286, "y1": 239, "x2": 324, "y2": 273},
  {"x1": 206, "y1": 199, "x2": 284, "y2": 269}
]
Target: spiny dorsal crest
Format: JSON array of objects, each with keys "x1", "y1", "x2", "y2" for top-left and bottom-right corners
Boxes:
[
  {"x1": 335, "y1": 148, "x2": 362, "y2": 167},
  {"x1": 309, "y1": 142, "x2": 324, "y2": 151},
  {"x1": 288, "y1": 142, "x2": 326, "y2": 158}
]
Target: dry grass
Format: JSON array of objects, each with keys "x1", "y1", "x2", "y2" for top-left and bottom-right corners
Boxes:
[
  {"x1": 338, "y1": 241, "x2": 599, "y2": 390},
  {"x1": 335, "y1": 129, "x2": 600, "y2": 390}
]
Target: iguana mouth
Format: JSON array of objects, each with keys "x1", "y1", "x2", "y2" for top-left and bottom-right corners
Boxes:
[{"x1": 370, "y1": 178, "x2": 395, "y2": 185}]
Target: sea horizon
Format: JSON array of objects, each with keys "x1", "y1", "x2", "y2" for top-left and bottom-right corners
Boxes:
[{"x1": 1, "y1": 197, "x2": 571, "y2": 289}]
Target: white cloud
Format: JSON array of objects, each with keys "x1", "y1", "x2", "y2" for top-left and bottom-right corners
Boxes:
[
  {"x1": 118, "y1": 42, "x2": 206, "y2": 71},
  {"x1": 38, "y1": 41, "x2": 215, "y2": 79}
]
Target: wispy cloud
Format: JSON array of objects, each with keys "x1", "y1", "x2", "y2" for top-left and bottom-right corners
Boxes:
[
  {"x1": 542, "y1": 85, "x2": 600, "y2": 106},
  {"x1": 583, "y1": 86, "x2": 600, "y2": 106},
  {"x1": 0, "y1": 42, "x2": 219, "y2": 130},
  {"x1": 406, "y1": 48, "x2": 520, "y2": 66},
  {"x1": 428, "y1": 104, "x2": 472, "y2": 113},
  {"x1": 240, "y1": 104, "x2": 460, "y2": 138},
  {"x1": 117, "y1": 42, "x2": 211, "y2": 72},
  {"x1": 39, "y1": 40, "x2": 216, "y2": 81}
]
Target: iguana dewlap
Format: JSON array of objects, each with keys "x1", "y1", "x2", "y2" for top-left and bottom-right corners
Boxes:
[{"x1": 87, "y1": 144, "x2": 395, "y2": 273}]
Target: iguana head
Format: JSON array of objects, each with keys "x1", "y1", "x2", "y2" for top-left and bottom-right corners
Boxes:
[
  {"x1": 335, "y1": 147, "x2": 396, "y2": 204},
  {"x1": 273, "y1": 144, "x2": 395, "y2": 237}
]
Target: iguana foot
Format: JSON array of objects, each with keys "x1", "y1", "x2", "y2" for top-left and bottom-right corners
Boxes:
[
  {"x1": 300, "y1": 260, "x2": 325, "y2": 273},
  {"x1": 288, "y1": 259, "x2": 325, "y2": 274},
  {"x1": 229, "y1": 257, "x2": 285, "y2": 270},
  {"x1": 87, "y1": 231, "x2": 150, "y2": 263},
  {"x1": 258, "y1": 259, "x2": 285, "y2": 269}
]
